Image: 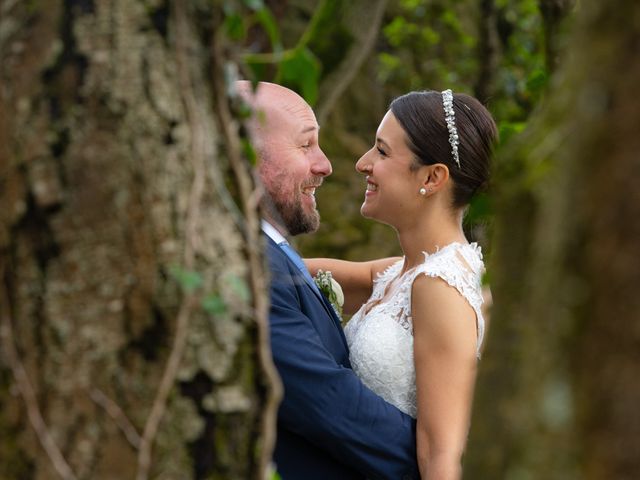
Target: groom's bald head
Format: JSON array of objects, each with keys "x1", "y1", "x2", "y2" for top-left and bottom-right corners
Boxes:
[
  {"x1": 233, "y1": 80, "x2": 330, "y2": 236},
  {"x1": 235, "y1": 80, "x2": 311, "y2": 148}
]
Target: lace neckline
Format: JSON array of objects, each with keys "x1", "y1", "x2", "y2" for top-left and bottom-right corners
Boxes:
[
  {"x1": 377, "y1": 242, "x2": 481, "y2": 282},
  {"x1": 356, "y1": 241, "x2": 485, "y2": 355},
  {"x1": 365, "y1": 242, "x2": 469, "y2": 312}
]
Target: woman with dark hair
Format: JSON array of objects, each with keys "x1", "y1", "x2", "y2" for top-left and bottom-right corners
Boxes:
[{"x1": 306, "y1": 89, "x2": 498, "y2": 479}]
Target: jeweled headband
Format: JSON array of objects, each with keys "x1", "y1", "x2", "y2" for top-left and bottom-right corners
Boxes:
[{"x1": 441, "y1": 89, "x2": 460, "y2": 168}]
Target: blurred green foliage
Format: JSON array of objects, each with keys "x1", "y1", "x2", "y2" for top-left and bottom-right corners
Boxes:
[
  {"x1": 225, "y1": 0, "x2": 559, "y2": 263},
  {"x1": 379, "y1": 0, "x2": 548, "y2": 121},
  {"x1": 275, "y1": 46, "x2": 321, "y2": 105},
  {"x1": 169, "y1": 266, "x2": 204, "y2": 293}
]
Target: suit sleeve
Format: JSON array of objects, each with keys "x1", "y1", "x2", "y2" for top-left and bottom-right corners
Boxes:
[{"x1": 268, "y1": 249, "x2": 419, "y2": 480}]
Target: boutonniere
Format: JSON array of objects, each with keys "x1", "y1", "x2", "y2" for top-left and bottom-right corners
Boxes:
[{"x1": 313, "y1": 270, "x2": 344, "y2": 319}]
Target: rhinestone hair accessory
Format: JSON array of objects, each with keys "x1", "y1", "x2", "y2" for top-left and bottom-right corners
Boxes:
[{"x1": 441, "y1": 89, "x2": 460, "y2": 168}]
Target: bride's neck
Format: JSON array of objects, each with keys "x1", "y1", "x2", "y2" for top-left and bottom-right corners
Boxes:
[{"x1": 397, "y1": 208, "x2": 466, "y2": 272}]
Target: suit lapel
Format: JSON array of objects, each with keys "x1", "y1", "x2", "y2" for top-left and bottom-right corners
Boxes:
[{"x1": 266, "y1": 237, "x2": 347, "y2": 340}]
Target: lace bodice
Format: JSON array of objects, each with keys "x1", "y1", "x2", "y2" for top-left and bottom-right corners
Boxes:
[{"x1": 344, "y1": 242, "x2": 486, "y2": 418}]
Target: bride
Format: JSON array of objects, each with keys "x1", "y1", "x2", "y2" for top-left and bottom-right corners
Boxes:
[{"x1": 306, "y1": 89, "x2": 497, "y2": 479}]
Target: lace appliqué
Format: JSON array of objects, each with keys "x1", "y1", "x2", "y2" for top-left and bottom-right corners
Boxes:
[
  {"x1": 414, "y1": 243, "x2": 486, "y2": 352},
  {"x1": 364, "y1": 260, "x2": 415, "y2": 330},
  {"x1": 344, "y1": 242, "x2": 486, "y2": 418}
]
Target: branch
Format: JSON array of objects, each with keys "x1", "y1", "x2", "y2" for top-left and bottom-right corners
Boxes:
[
  {"x1": 90, "y1": 388, "x2": 141, "y2": 449},
  {"x1": 0, "y1": 271, "x2": 77, "y2": 480},
  {"x1": 212, "y1": 27, "x2": 283, "y2": 480},
  {"x1": 315, "y1": 0, "x2": 389, "y2": 123},
  {"x1": 135, "y1": 3, "x2": 206, "y2": 479},
  {"x1": 135, "y1": 295, "x2": 198, "y2": 480}
]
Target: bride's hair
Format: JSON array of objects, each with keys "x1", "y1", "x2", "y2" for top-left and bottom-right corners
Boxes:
[{"x1": 390, "y1": 90, "x2": 498, "y2": 208}]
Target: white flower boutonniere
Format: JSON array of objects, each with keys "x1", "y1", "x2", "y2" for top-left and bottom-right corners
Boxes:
[{"x1": 313, "y1": 270, "x2": 344, "y2": 319}]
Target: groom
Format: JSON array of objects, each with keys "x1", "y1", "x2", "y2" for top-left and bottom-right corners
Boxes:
[{"x1": 236, "y1": 81, "x2": 419, "y2": 480}]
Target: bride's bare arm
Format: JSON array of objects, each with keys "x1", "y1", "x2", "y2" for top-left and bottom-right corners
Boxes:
[
  {"x1": 411, "y1": 274, "x2": 479, "y2": 479},
  {"x1": 305, "y1": 257, "x2": 401, "y2": 315}
]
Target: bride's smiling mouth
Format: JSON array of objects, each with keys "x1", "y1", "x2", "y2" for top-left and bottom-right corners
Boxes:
[{"x1": 365, "y1": 177, "x2": 378, "y2": 196}]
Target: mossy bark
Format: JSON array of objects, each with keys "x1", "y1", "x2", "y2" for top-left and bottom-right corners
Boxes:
[
  {"x1": 0, "y1": 1, "x2": 276, "y2": 479},
  {"x1": 465, "y1": 1, "x2": 640, "y2": 478}
]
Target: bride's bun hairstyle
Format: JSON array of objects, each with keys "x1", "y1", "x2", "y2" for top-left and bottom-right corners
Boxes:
[{"x1": 390, "y1": 90, "x2": 498, "y2": 208}]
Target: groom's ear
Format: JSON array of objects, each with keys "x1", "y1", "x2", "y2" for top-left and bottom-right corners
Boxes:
[{"x1": 422, "y1": 163, "x2": 450, "y2": 192}]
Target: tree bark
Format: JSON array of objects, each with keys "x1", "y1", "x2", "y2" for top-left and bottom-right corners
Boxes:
[
  {"x1": 0, "y1": 1, "x2": 279, "y2": 479},
  {"x1": 465, "y1": 1, "x2": 640, "y2": 478},
  {"x1": 538, "y1": 0, "x2": 575, "y2": 72},
  {"x1": 474, "y1": 0, "x2": 501, "y2": 103}
]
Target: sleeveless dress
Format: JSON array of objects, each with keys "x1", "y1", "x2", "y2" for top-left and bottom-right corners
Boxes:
[{"x1": 343, "y1": 242, "x2": 486, "y2": 418}]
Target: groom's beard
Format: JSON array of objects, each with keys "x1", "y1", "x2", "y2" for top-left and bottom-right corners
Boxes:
[{"x1": 262, "y1": 188, "x2": 320, "y2": 236}]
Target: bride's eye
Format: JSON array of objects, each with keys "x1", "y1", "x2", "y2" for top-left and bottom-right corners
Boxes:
[{"x1": 376, "y1": 146, "x2": 387, "y2": 157}]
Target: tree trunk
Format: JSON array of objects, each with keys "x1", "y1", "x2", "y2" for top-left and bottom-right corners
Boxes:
[
  {"x1": 465, "y1": 1, "x2": 640, "y2": 478},
  {"x1": 538, "y1": 0, "x2": 575, "y2": 71},
  {"x1": 474, "y1": 0, "x2": 501, "y2": 103},
  {"x1": 0, "y1": 1, "x2": 279, "y2": 479}
]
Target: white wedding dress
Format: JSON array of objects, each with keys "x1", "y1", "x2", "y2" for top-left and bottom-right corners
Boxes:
[{"x1": 344, "y1": 242, "x2": 486, "y2": 418}]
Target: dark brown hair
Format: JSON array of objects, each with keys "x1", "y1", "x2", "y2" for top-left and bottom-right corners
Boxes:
[{"x1": 390, "y1": 90, "x2": 498, "y2": 208}]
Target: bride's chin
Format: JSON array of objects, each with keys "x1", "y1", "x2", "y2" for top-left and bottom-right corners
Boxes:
[{"x1": 360, "y1": 205, "x2": 377, "y2": 220}]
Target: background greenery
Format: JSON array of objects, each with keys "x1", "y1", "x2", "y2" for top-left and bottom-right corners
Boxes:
[{"x1": 228, "y1": 0, "x2": 559, "y2": 262}]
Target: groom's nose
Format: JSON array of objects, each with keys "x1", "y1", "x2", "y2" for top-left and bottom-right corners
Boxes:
[{"x1": 311, "y1": 147, "x2": 332, "y2": 177}]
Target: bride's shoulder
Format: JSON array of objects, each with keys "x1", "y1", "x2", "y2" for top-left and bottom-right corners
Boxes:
[{"x1": 412, "y1": 242, "x2": 486, "y2": 355}]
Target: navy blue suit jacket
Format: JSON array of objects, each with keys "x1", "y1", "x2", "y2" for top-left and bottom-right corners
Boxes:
[{"x1": 265, "y1": 235, "x2": 419, "y2": 480}]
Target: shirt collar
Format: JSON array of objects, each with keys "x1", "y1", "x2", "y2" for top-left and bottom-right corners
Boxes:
[{"x1": 261, "y1": 220, "x2": 288, "y2": 245}]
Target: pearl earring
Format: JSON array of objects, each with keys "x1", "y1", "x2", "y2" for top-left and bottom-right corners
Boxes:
[{"x1": 419, "y1": 187, "x2": 427, "y2": 195}]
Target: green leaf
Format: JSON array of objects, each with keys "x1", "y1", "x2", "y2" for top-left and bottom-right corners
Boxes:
[
  {"x1": 420, "y1": 26, "x2": 440, "y2": 46},
  {"x1": 224, "y1": 13, "x2": 246, "y2": 41},
  {"x1": 255, "y1": 7, "x2": 282, "y2": 53},
  {"x1": 241, "y1": 138, "x2": 258, "y2": 165},
  {"x1": 378, "y1": 52, "x2": 401, "y2": 70},
  {"x1": 498, "y1": 121, "x2": 526, "y2": 145},
  {"x1": 244, "y1": 58, "x2": 270, "y2": 83},
  {"x1": 383, "y1": 17, "x2": 412, "y2": 47},
  {"x1": 169, "y1": 267, "x2": 203, "y2": 293},
  {"x1": 276, "y1": 47, "x2": 321, "y2": 105},
  {"x1": 202, "y1": 294, "x2": 227, "y2": 316},
  {"x1": 225, "y1": 274, "x2": 251, "y2": 302}
]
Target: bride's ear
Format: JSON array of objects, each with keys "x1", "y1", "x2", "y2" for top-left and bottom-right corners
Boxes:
[{"x1": 421, "y1": 163, "x2": 450, "y2": 193}]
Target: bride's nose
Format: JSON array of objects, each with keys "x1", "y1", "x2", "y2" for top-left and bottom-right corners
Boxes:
[{"x1": 355, "y1": 151, "x2": 372, "y2": 174}]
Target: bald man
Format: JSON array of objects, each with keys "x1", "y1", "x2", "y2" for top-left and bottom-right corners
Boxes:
[{"x1": 237, "y1": 81, "x2": 419, "y2": 480}]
